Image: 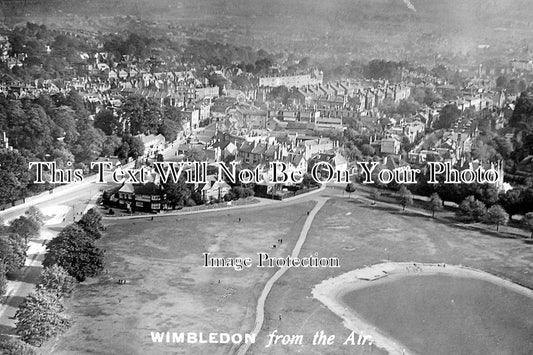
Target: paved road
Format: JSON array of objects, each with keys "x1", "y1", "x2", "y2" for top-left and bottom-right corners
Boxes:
[{"x1": 0, "y1": 159, "x2": 137, "y2": 221}]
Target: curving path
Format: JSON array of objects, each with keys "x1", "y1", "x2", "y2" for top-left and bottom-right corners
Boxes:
[{"x1": 236, "y1": 197, "x2": 328, "y2": 355}]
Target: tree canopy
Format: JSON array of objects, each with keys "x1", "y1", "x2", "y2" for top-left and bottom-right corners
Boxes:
[
  {"x1": 0, "y1": 234, "x2": 27, "y2": 274},
  {"x1": 0, "y1": 149, "x2": 30, "y2": 205},
  {"x1": 523, "y1": 212, "x2": 533, "y2": 239},
  {"x1": 9, "y1": 216, "x2": 40, "y2": 243},
  {"x1": 40, "y1": 265, "x2": 77, "y2": 298},
  {"x1": 0, "y1": 338, "x2": 37, "y2": 355},
  {"x1": 428, "y1": 192, "x2": 443, "y2": 218},
  {"x1": 0, "y1": 263, "x2": 7, "y2": 298},
  {"x1": 94, "y1": 109, "x2": 121, "y2": 136},
  {"x1": 510, "y1": 92, "x2": 533, "y2": 133},
  {"x1": 433, "y1": 104, "x2": 461, "y2": 130},
  {"x1": 76, "y1": 208, "x2": 104, "y2": 240},
  {"x1": 345, "y1": 182, "x2": 357, "y2": 197},
  {"x1": 457, "y1": 195, "x2": 487, "y2": 223},
  {"x1": 164, "y1": 177, "x2": 192, "y2": 208},
  {"x1": 398, "y1": 185, "x2": 413, "y2": 211},
  {"x1": 25, "y1": 206, "x2": 45, "y2": 226},
  {"x1": 15, "y1": 288, "x2": 70, "y2": 346},
  {"x1": 485, "y1": 204, "x2": 509, "y2": 231},
  {"x1": 43, "y1": 224, "x2": 105, "y2": 281}
]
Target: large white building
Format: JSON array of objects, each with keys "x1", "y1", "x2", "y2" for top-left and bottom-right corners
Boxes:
[
  {"x1": 511, "y1": 59, "x2": 533, "y2": 72},
  {"x1": 259, "y1": 70, "x2": 323, "y2": 88}
]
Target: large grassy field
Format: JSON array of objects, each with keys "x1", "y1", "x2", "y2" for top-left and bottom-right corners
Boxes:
[
  {"x1": 249, "y1": 196, "x2": 533, "y2": 355},
  {"x1": 46, "y1": 201, "x2": 315, "y2": 355}
]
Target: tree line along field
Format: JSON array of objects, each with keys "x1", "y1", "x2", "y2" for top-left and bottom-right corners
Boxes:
[
  {"x1": 0, "y1": 207, "x2": 107, "y2": 353},
  {"x1": 250, "y1": 197, "x2": 533, "y2": 355},
  {"x1": 45, "y1": 201, "x2": 315, "y2": 355}
]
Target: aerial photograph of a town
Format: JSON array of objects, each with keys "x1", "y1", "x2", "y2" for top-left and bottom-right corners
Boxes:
[{"x1": 0, "y1": 0, "x2": 532, "y2": 354}]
